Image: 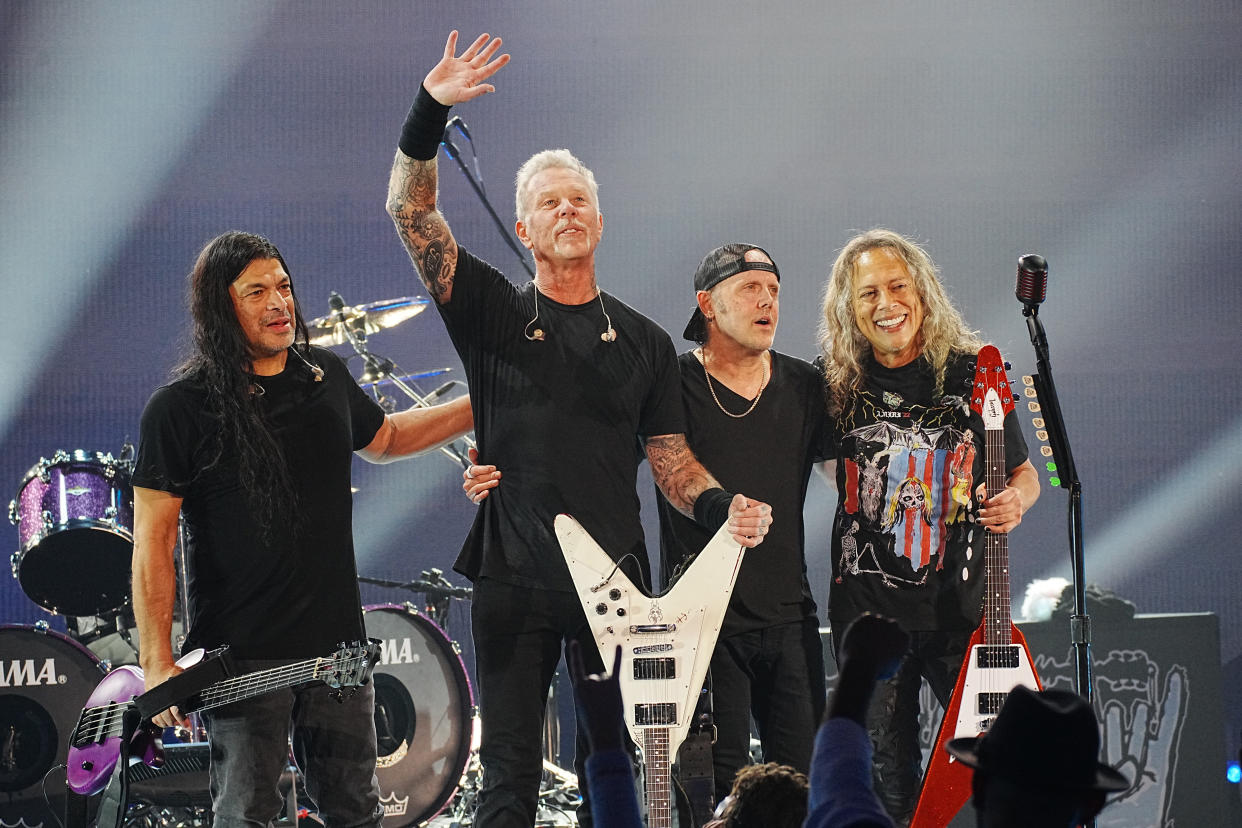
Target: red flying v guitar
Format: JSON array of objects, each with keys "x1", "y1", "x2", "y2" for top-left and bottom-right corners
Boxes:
[{"x1": 909, "y1": 345, "x2": 1041, "y2": 827}]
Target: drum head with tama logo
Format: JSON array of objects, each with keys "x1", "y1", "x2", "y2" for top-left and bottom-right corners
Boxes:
[
  {"x1": 363, "y1": 604, "x2": 474, "y2": 826},
  {"x1": 0, "y1": 624, "x2": 105, "y2": 820}
]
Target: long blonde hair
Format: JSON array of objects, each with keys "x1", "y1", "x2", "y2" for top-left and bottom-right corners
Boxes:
[{"x1": 818, "y1": 229, "x2": 982, "y2": 413}]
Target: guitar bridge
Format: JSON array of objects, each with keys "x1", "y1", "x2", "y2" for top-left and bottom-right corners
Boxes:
[{"x1": 633, "y1": 643, "x2": 673, "y2": 654}]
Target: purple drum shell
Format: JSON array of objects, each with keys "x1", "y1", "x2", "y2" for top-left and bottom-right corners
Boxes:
[{"x1": 11, "y1": 451, "x2": 133, "y2": 616}]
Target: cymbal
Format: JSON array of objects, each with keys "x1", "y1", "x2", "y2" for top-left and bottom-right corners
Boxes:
[
  {"x1": 358, "y1": 367, "x2": 452, "y2": 391},
  {"x1": 308, "y1": 296, "x2": 430, "y2": 346}
]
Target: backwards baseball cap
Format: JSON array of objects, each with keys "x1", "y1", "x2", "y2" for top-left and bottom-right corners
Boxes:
[
  {"x1": 683, "y1": 243, "x2": 780, "y2": 342},
  {"x1": 946, "y1": 685, "x2": 1129, "y2": 793}
]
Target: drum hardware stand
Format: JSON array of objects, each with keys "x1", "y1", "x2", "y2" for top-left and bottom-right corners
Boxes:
[
  {"x1": 357, "y1": 571, "x2": 473, "y2": 633},
  {"x1": 321, "y1": 289, "x2": 476, "y2": 468},
  {"x1": 173, "y1": 515, "x2": 207, "y2": 744}
]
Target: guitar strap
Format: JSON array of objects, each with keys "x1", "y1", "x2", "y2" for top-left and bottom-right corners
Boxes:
[
  {"x1": 94, "y1": 705, "x2": 142, "y2": 828},
  {"x1": 134, "y1": 647, "x2": 234, "y2": 719},
  {"x1": 675, "y1": 673, "x2": 717, "y2": 828}
]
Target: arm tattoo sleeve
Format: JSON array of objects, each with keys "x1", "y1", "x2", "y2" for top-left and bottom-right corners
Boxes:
[
  {"x1": 387, "y1": 151, "x2": 458, "y2": 304},
  {"x1": 646, "y1": 434, "x2": 721, "y2": 518}
]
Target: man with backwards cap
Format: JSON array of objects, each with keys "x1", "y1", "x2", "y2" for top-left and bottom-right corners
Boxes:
[{"x1": 658, "y1": 243, "x2": 831, "y2": 813}]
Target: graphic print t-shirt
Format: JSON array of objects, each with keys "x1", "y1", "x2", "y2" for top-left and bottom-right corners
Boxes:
[{"x1": 825, "y1": 351, "x2": 1028, "y2": 633}]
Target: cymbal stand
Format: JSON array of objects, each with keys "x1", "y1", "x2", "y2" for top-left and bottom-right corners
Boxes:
[
  {"x1": 356, "y1": 572, "x2": 473, "y2": 634},
  {"x1": 174, "y1": 515, "x2": 207, "y2": 744},
  {"x1": 327, "y1": 291, "x2": 475, "y2": 468}
]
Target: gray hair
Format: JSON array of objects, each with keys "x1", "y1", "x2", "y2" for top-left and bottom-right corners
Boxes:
[{"x1": 514, "y1": 149, "x2": 600, "y2": 224}]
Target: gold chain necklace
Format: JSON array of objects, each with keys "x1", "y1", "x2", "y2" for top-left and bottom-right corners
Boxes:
[{"x1": 701, "y1": 348, "x2": 769, "y2": 419}]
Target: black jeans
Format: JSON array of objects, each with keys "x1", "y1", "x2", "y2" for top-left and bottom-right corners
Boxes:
[
  {"x1": 470, "y1": 578, "x2": 609, "y2": 828},
  {"x1": 201, "y1": 659, "x2": 383, "y2": 827},
  {"x1": 845, "y1": 627, "x2": 971, "y2": 828},
  {"x1": 707, "y1": 618, "x2": 826, "y2": 802}
]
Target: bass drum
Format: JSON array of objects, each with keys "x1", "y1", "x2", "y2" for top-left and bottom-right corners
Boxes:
[
  {"x1": 0, "y1": 624, "x2": 106, "y2": 821},
  {"x1": 363, "y1": 604, "x2": 474, "y2": 826}
]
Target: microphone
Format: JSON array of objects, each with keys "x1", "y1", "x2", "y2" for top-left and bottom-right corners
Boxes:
[
  {"x1": 328, "y1": 290, "x2": 368, "y2": 350},
  {"x1": 441, "y1": 119, "x2": 466, "y2": 161},
  {"x1": 425, "y1": 380, "x2": 459, "y2": 403},
  {"x1": 1015, "y1": 254, "x2": 1048, "y2": 315},
  {"x1": 328, "y1": 290, "x2": 347, "y2": 318},
  {"x1": 446, "y1": 115, "x2": 471, "y2": 142}
]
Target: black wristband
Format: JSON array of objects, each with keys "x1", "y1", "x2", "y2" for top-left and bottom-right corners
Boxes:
[
  {"x1": 398, "y1": 85, "x2": 451, "y2": 161},
  {"x1": 693, "y1": 487, "x2": 733, "y2": 531}
]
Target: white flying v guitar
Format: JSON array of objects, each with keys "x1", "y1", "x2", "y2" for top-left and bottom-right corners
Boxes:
[{"x1": 554, "y1": 514, "x2": 744, "y2": 828}]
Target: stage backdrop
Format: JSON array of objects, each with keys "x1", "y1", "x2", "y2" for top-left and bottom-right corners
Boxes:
[{"x1": 2, "y1": 0, "x2": 1240, "y2": 812}]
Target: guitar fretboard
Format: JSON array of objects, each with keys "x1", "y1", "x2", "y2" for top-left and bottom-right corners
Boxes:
[
  {"x1": 72, "y1": 653, "x2": 368, "y2": 746},
  {"x1": 643, "y1": 728, "x2": 672, "y2": 828},
  {"x1": 983, "y1": 422, "x2": 1012, "y2": 648}
]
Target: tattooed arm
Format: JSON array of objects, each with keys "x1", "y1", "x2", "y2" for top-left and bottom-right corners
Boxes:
[
  {"x1": 387, "y1": 155, "x2": 458, "y2": 304},
  {"x1": 387, "y1": 31, "x2": 510, "y2": 305},
  {"x1": 645, "y1": 433, "x2": 773, "y2": 548}
]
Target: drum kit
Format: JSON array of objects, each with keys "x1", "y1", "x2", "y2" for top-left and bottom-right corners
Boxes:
[{"x1": 0, "y1": 293, "x2": 579, "y2": 826}]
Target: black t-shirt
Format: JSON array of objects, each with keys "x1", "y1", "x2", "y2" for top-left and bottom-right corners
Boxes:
[
  {"x1": 658, "y1": 350, "x2": 827, "y2": 636},
  {"x1": 825, "y1": 351, "x2": 1029, "y2": 633},
  {"x1": 132, "y1": 347, "x2": 385, "y2": 658},
  {"x1": 439, "y1": 248, "x2": 685, "y2": 591}
]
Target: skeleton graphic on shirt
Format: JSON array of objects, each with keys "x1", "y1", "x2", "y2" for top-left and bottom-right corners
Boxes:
[{"x1": 837, "y1": 393, "x2": 978, "y2": 587}]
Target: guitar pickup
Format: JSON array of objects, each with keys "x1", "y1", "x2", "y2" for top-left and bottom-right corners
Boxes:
[
  {"x1": 629, "y1": 624, "x2": 676, "y2": 634},
  {"x1": 975, "y1": 646, "x2": 1020, "y2": 669},
  {"x1": 633, "y1": 657, "x2": 675, "y2": 680},
  {"x1": 634, "y1": 702, "x2": 677, "y2": 725},
  {"x1": 70, "y1": 703, "x2": 118, "y2": 747},
  {"x1": 977, "y1": 692, "x2": 1008, "y2": 715}
]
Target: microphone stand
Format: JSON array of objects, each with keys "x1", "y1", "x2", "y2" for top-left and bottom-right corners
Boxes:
[
  {"x1": 441, "y1": 130, "x2": 534, "y2": 277},
  {"x1": 1021, "y1": 301, "x2": 1093, "y2": 704}
]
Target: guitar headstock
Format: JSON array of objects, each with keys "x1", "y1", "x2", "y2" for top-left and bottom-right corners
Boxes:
[
  {"x1": 317, "y1": 639, "x2": 382, "y2": 691},
  {"x1": 970, "y1": 345, "x2": 1015, "y2": 430}
]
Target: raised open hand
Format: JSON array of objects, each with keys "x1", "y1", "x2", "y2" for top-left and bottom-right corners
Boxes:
[{"x1": 424, "y1": 31, "x2": 511, "y2": 106}]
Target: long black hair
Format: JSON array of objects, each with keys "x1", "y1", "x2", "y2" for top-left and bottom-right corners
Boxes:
[{"x1": 176, "y1": 230, "x2": 316, "y2": 536}]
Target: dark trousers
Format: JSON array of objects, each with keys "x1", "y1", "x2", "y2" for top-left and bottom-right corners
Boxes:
[
  {"x1": 707, "y1": 617, "x2": 826, "y2": 803},
  {"x1": 201, "y1": 659, "x2": 383, "y2": 828},
  {"x1": 470, "y1": 578, "x2": 610, "y2": 828},
  {"x1": 842, "y1": 627, "x2": 971, "y2": 828}
]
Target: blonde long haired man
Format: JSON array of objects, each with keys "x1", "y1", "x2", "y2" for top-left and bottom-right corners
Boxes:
[{"x1": 816, "y1": 229, "x2": 1040, "y2": 825}]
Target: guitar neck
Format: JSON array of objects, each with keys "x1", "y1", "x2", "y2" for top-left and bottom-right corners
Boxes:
[
  {"x1": 983, "y1": 416, "x2": 1012, "y2": 646},
  {"x1": 188, "y1": 656, "x2": 326, "y2": 713},
  {"x1": 643, "y1": 728, "x2": 673, "y2": 828}
]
